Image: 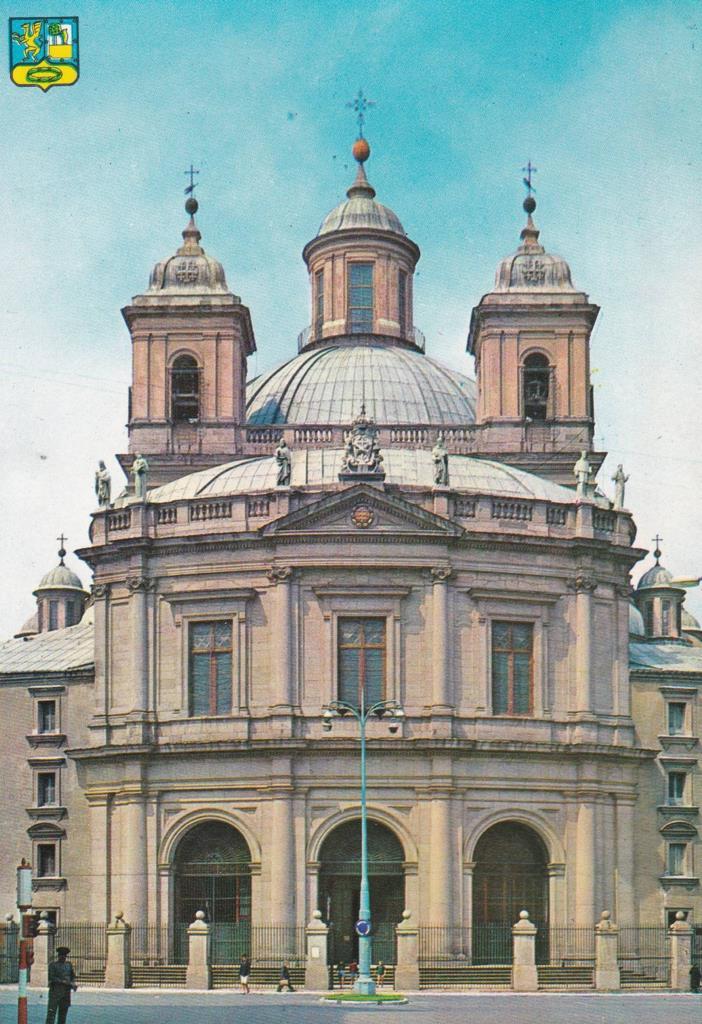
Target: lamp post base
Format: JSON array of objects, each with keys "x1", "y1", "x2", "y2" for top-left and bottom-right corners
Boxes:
[{"x1": 354, "y1": 975, "x2": 377, "y2": 995}]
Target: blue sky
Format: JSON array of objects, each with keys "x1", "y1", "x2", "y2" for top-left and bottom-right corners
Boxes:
[{"x1": 2, "y1": 0, "x2": 701, "y2": 634}]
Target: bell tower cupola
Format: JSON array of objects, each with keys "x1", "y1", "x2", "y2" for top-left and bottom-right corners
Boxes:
[
  {"x1": 467, "y1": 181, "x2": 601, "y2": 485},
  {"x1": 119, "y1": 187, "x2": 256, "y2": 488},
  {"x1": 301, "y1": 134, "x2": 421, "y2": 352}
]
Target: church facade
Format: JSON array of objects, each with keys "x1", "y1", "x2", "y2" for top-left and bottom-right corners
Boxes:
[{"x1": 1, "y1": 135, "x2": 701, "y2": 964}]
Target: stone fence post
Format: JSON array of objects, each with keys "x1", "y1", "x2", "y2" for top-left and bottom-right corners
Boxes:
[
  {"x1": 594, "y1": 910, "x2": 620, "y2": 990},
  {"x1": 28, "y1": 912, "x2": 53, "y2": 988},
  {"x1": 669, "y1": 911, "x2": 693, "y2": 991},
  {"x1": 305, "y1": 910, "x2": 330, "y2": 990},
  {"x1": 512, "y1": 910, "x2": 538, "y2": 991},
  {"x1": 185, "y1": 911, "x2": 211, "y2": 990},
  {"x1": 104, "y1": 911, "x2": 131, "y2": 988},
  {"x1": 394, "y1": 910, "x2": 420, "y2": 991}
]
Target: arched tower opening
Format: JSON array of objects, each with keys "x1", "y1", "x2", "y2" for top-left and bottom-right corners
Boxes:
[{"x1": 170, "y1": 354, "x2": 201, "y2": 422}]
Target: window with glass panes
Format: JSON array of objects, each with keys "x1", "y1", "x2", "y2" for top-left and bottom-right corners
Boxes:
[
  {"x1": 668, "y1": 843, "x2": 687, "y2": 875},
  {"x1": 315, "y1": 269, "x2": 324, "y2": 335},
  {"x1": 492, "y1": 622, "x2": 534, "y2": 715},
  {"x1": 49, "y1": 601, "x2": 59, "y2": 631},
  {"x1": 398, "y1": 270, "x2": 407, "y2": 333},
  {"x1": 38, "y1": 699, "x2": 56, "y2": 734},
  {"x1": 347, "y1": 263, "x2": 374, "y2": 331},
  {"x1": 662, "y1": 600, "x2": 671, "y2": 634},
  {"x1": 338, "y1": 618, "x2": 386, "y2": 706},
  {"x1": 65, "y1": 600, "x2": 78, "y2": 627},
  {"x1": 668, "y1": 772, "x2": 686, "y2": 806},
  {"x1": 37, "y1": 844, "x2": 56, "y2": 877},
  {"x1": 668, "y1": 702, "x2": 686, "y2": 736},
  {"x1": 189, "y1": 621, "x2": 233, "y2": 716},
  {"x1": 37, "y1": 773, "x2": 56, "y2": 807}
]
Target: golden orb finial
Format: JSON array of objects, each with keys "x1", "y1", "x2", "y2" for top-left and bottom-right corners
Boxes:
[{"x1": 352, "y1": 137, "x2": 370, "y2": 164}]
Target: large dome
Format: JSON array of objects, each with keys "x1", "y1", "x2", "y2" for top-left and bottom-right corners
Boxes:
[{"x1": 246, "y1": 343, "x2": 477, "y2": 426}]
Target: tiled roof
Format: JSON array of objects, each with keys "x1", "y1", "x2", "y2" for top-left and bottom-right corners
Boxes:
[
  {"x1": 629, "y1": 641, "x2": 702, "y2": 675},
  {"x1": 0, "y1": 620, "x2": 94, "y2": 676}
]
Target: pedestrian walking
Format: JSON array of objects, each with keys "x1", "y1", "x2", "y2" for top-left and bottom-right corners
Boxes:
[
  {"x1": 375, "y1": 960, "x2": 386, "y2": 987},
  {"x1": 691, "y1": 963, "x2": 701, "y2": 992},
  {"x1": 347, "y1": 958, "x2": 358, "y2": 985},
  {"x1": 276, "y1": 960, "x2": 295, "y2": 992},
  {"x1": 337, "y1": 962, "x2": 346, "y2": 988},
  {"x1": 45, "y1": 946, "x2": 77, "y2": 1024},
  {"x1": 239, "y1": 954, "x2": 251, "y2": 994}
]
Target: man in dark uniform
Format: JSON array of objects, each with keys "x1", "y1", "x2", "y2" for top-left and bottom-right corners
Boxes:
[{"x1": 45, "y1": 946, "x2": 77, "y2": 1024}]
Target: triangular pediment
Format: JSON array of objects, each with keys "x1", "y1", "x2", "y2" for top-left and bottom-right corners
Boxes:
[{"x1": 260, "y1": 484, "x2": 463, "y2": 538}]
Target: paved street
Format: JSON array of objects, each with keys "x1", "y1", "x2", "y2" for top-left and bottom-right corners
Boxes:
[{"x1": 2, "y1": 989, "x2": 702, "y2": 1024}]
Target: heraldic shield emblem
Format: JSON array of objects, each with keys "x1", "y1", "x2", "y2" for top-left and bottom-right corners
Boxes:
[{"x1": 9, "y1": 17, "x2": 79, "y2": 90}]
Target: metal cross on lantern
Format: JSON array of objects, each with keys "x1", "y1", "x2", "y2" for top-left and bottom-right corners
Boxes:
[
  {"x1": 346, "y1": 89, "x2": 375, "y2": 138},
  {"x1": 522, "y1": 160, "x2": 538, "y2": 195},
  {"x1": 184, "y1": 163, "x2": 200, "y2": 196}
]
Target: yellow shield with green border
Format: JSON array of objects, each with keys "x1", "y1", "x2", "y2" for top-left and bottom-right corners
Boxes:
[{"x1": 9, "y1": 17, "x2": 79, "y2": 91}]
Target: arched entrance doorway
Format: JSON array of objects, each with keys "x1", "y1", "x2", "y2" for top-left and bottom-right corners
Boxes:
[
  {"x1": 173, "y1": 821, "x2": 251, "y2": 963},
  {"x1": 318, "y1": 820, "x2": 404, "y2": 965},
  {"x1": 473, "y1": 822, "x2": 549, "y2": 964}
]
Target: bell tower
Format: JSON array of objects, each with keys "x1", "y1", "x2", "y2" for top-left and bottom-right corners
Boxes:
[
  {"x1": 118, "y1": 192, "x2": 256, "y2": 488},
  {"x1": 467, "y1": 188, "x2": 601, "y2": 485}
]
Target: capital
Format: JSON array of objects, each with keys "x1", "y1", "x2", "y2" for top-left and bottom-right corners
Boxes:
[
  {"x1": 567, "y1": 573, "x2": 598, "y2": 593},
  {"x1": 431, "y1": 566, "x2": 452, "y2": 583},
  {"x1": 126, "y1": 575, "x2": 156, "y2": 593},
  {"x1": 91, "y1": 582, "x2": 110, "y2": 599},
  {"x1": 267, "y1": 566, "x2": 293, "y2": 584}
]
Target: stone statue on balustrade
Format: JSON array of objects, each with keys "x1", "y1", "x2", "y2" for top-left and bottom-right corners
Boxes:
[
  {"x1": 95, "y1": 460, "x2": 111, "y2": 507},
  {"x1": 131, "y1": 453, "x2": 149, "y2": 500},
  {"x1": 612, "y1": 464, "x2": 629, "y2": 509},
  {"x1": 432, "y1": 432, "x2": 449, "y2": 487},
  {"x1": 339, "y1": 406, "x2": 385, "y2": 480},
  {"x1": 275, "y1": 439, "x2": 292, "y2": 487},
  {"x1": 573, "y1": 450, "x2": 593, "y2": 500}
]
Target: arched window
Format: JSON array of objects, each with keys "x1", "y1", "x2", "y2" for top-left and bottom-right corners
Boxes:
[
  {"x1": 522, "y1": 353, "x2": 550, "y2": 421},
  {"x1": 171, "y1": 354, "x2": 200, "y2": 422}
]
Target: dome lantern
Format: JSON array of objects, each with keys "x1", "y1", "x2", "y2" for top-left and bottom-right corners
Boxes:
[
  {"x1": 634, "y1": 536, "x2": 687, "y2": 640},
  {"x1": 30, "y1": 535, "x2": 90, "y2": 634}
]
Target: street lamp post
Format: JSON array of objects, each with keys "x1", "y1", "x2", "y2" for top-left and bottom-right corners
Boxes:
[{"x1": 323, "y1": 691, "x2": 404, "y2": 995}]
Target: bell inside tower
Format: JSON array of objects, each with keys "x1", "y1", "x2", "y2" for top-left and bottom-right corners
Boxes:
[{"x1": 522, "y1": 353, "x2": 550, "y2": 421}]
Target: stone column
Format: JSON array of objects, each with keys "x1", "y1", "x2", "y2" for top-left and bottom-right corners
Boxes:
[
  {"x1": 569, "y1": 575, "x2": 597, "y2": 714},
  {"x1": 122, "y1": 794, "x2": 147, "y2": 927},
  {"x1": 127, "y1": 576, "x2": 153, "y2": 715},
  {"x1": 305, "y1": 910, "x2": 330, "y2": 991},
  {"x1": 615, "y1": 798, "x2": 636, "y2": 925},
  {"x1": 669, "y1": 912, "x2": 693, "y2": 991},
  {"x1": 575, "y1": 798, "x2": 596, "y2": 926},
  {"x1": 431, "y1": 568, "x2": 452, "y2": 710},
  {"x1": 186, "y1": 911, "x2": 211, "y2": 990},
  {"x1": 270, "y1": 791, "x2": 295, "y2": 927},
  {"x1": 28, "y1": 913, "x2": 53, "y2": 989},
  {"x1": 429, "y1": 793, "x2": 452, "y2": 929},
  {"x1": 104, "y1": 912, "x2": 131, "y2": 989},
  {"x1": 395, "y1": 910, "x2": 420, "y2": 991},
  {"x1": 268, "y1": 567, "x2": 293, "y2": 709},
  {"x1": 594, "y1": 911, "x2": 620, "y2": 990},
  {"x1": 512, "y1": 910, "x2": 538, "y2": 991}
]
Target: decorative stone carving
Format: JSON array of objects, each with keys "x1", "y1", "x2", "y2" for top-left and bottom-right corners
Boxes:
[
  {"x1": 432, "y1": 432, "x2": 449, "y2": 486},
  {"x1": 267, "y1": 566, "x2": 293, "y2": 584},
  {"x1": 615, "y1": 583, "x2": 632, "y2": 599},
  {"x1": 95, "y1": 460, "x2": 111, "y2": 507},
  {"x1": 275, "y1": 439, "x2": 292, "y2": 487},
  {"x1": 612, "y1": 464, "x2": 629, "y2": 509},
  {"x1": 91, "y1": 583, "x2": 110, "y2": 599},
  {"x1": 431, "y1": 566, "x2": 452, "y2": 582},
  {"x1": 351, "y1": 504, "x2": 375, "y2": 529},
  {"x1": 126, "y1": 576, "x2": 156, "y2": 593},
  {"x1": 573, "y1": 450, "x2": 593, "y2": 499},
  {"x1": 567, "y1": 574, "x2": 598, "y2": 593},
  {"x1": 339, "y1": 406, "x2": 385, "y2": 480},
  {"x1": 131, "y1": 453, "x2": 149, "y2": 499}
]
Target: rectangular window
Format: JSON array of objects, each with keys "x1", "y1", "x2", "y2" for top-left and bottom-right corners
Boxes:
[
  {"x1": 668, "y1": 843, "x2": 687, "y2": 876},
  {"x1": 347, "y1": 263, "x2": 374, "y2": 332},
  {"x1": 338, "y1": 617, "x2": 386, "y2": 707},
  {"x1": 668, "y1": 772, "x2": 686, "y2": 806},
  {"x1": 315, "y1": 269, "x2": 324, "y2": 335},
  {"x1": 398, "y1": 270, "x2": 407, "y2": 333},
  {"x1": 662, "y1": 601, "x2": 671, "y2": 635},
  {"x1": 37, "y1": 700, "x2": 57, "y2": 734},
  {"x1": 48, "y1": 601, "x2": 59, "y2": 631},
  {"x1": 644, "y1": 602, "x2": 654, "y2": 636},
  {"x1": 37, "y1": 773, "x2": 57, "y2": 807},
  {"x1": 189, "y1": 621, "x2": 233, "y2": 717},
  {"x1": 37, "y1": 844, "x2": 56, "y2": 878},
  {"x1": 65, "y1": 601, "x2": 77, "y2": 627},
  {"x1": 668, "y1": 702, "x2": 686, "y2": 736},
  {"x1": 492, "y1": 621, "x2": 534, "y2": 716}
]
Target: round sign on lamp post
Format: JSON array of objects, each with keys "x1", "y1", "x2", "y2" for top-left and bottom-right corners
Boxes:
[{"x1": 355, "y1": 920, "x2": 371, "y2": 937}]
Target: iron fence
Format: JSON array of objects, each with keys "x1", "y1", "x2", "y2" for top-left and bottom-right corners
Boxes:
[
  {"x1": 618, "y1": 926, "x2": 670, "y2": 987},
  {"x1": 54, "y1": 922, "x2": 107, "y2": 985},
  {"x1": 130, "y1": 924, "x2": 188, "y2": 966},
  {"x1": 543, "y1": 926, "x2": 595, "y2": 967},
  {"x1": 0, "y1": 922, "x2": 19, "y2": 984},
  {"x1": 210, "y1": 924, "x2": 306, "y2": 967}
]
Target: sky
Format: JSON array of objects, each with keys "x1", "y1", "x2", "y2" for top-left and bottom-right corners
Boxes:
[{"x1": 1, "y1": 0, "x2": 701, "y2": 636}]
